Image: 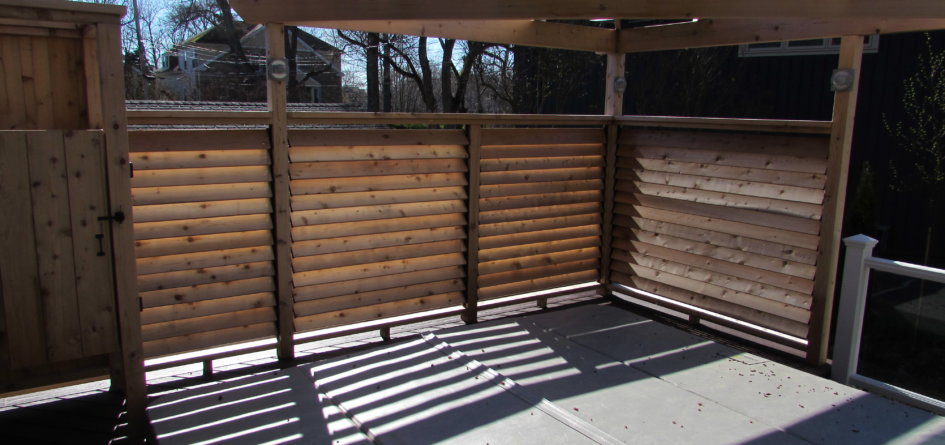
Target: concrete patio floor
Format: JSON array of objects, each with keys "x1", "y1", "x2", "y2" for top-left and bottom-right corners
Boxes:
[{"x1": 148, "y1": 304, "x2": 945, "y2": 444}]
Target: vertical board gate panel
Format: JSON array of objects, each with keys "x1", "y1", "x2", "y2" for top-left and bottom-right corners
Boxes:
[
  {"x1": 611, "y1": 127, "x2": 830, "y2": 341},
  {"x1": 477, "y1": 128, "x2": 605, "y2": 300},
  {"x1": 0, "y1": 130, "x2": 116, "y2": 370},
  {"x1": 289, "y1": 129, "x2": 470, "y2": 332},
  {"x1": 129, "y1": 130, "x2": 278, "y2": 359}
]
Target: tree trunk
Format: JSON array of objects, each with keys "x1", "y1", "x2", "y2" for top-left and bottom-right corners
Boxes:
[
  {"x1": 215, "y1": 0, "x2": 251, "y2": 72},
  {"x1": 440, "y1": 39, "x2": 456, "y2": 113},
  {"x1": 366, "y1": 33, "x2": 380, "y2": 112},
  {"x1": 418, "y1": 37, "x2": 436, "y2": 111},
  {"x1": 383, "y1": 35, "x2": 392, "y2": 112}
]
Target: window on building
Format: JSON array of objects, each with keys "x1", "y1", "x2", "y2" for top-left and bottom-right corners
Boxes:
[{"x1": 738, "y1": 35, "x2": 880, "y2": 57}]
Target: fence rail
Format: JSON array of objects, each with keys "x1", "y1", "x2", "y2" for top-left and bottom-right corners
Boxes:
[{"x1": 833, "y1": 234, "x2": 945, "y2": 415}]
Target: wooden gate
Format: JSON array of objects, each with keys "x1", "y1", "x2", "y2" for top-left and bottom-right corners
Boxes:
[{"x1": 0, "y1": 130, "x2": 122, "y2": 388}]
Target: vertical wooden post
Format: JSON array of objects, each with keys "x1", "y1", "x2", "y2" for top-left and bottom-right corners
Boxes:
[
  {"x1": 808, "y1": 35, "x2": 864, "y2": 365},
  {"x1": 600, "y1": 124, "x2": 618, "y2": 291},
  {"x1": 266, "y1": 23, "x2": 296, "y2": 362},
  {"x1": 95, "y1": 21, "x2": 147, "y2": 440},
  {"x1": 463, "y1": 124, "x2": 482, "y2": 324},
  {"x1": 604, "y1": 53, "x2": 626, "y2": 116}
]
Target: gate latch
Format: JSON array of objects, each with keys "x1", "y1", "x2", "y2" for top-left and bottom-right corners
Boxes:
[{"x1": 98, "y1": 211, "x2": 126, "y2": 224}]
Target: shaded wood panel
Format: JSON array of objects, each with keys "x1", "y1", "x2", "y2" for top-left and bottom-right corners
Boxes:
[
  {"x1": 291, "y1": 187, "x2": 466, "y2": 211},
  {"x1": 294, "y1": 266, "x2": 465, "y2": 302},
  {"x1": 142, "y1": 322, "x2": 276, "y2": 358},
  {"x1": 294, "y1": 292, "x2": 463, "y2": 332},
  {"x1": 613, "y1": 127, "x2": 828, "y2": 342},
  {"x1": 129, "y1": 130, "x2": 270, "y2": 152},
  {"x1": 294, "y1": 279, "x2": 465, "y2": 317}
]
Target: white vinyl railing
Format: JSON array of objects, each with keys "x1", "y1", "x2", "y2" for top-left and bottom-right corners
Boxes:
[{"x1": 833, "y1": 234, "x2": 945, "y2": 415}]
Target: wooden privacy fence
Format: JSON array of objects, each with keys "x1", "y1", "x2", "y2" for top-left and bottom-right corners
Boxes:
[
  {"x1": 126, "y1": 117, "x2": 839, "y2": 365},
  {"x1": 610, "y1": 126, "x2": 830, "y2": 346}
]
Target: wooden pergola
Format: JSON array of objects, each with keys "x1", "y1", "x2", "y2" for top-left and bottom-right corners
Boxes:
[{"x1": 2, "y1": 0, "x2": 945, "y2": 440}]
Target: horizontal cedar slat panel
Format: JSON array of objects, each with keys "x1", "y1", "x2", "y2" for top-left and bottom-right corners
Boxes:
[
  {"x1": 479, "y1": 179, "x2": 602, "y2": 199},
  {"x1": 130, "y1": 150, "x2": 269, "y2": 170},
  {"x1": 627, "y1": 194, "x2": 821, "y2": 235},
  {"x1": 141, "y1": 277, "x2": 275, "y2": 308},
  {"x1": 481, "y1": 144, "x2": 604, "y2": 159},
  {"x1": 294, "y1": 279, "x2": 465, "y2": 317},
  {"x1": 291, "y1": 172, "x2": 467, "y2": 194},
  {"x1": 479, "y1": 213, "x2": 601, "y2": 237},
  {"x1": 131, "y1": 166, "x2": 270, "y2": 188},
  {"x1": 133, "y1": 198, "x2": 272, "y2": 223},
  {"x1": 294, "y1": 292, "x2": 463, "y2": 332},
  {"x1": 292, "y1": 227, "x2": 466, "y2": 257},
  {"x1": 479, "y1": 224, "x2": 601, "y2": 250},
  {"x1": 479, "y1": 236, "x2": 601, "y2": 263},
  {"x1": 619, "y1": 144, "x2": 825, "y2": 174},
  {"x1": 135, "y1": 230, "x2": 273, "y2": 259},
  {"x1": 293, "y1": 240, "x2": 465, "y2": 272},
  {"x1": 293, "y1": 266, "x2": 465, "y2": 302},
  {"x1": 630, "y1": 229, "x2": 816, "y2": 281},
  {"x1": 617, "y1": 204, "x2": 820, "y2": 251},
  {"x1": 136, "y1": 246, "x2": 274, "y2": 276},
  {"x1": 289, "y1": 145, "x2": 467, "y2": 162},
  {"x1": 291, "y1": 187, "x2": 466, "y2": 211},
  {"x1": 292, "y1": 200, "x2": 465, "y2": 226},
  {"x1": 480, "y1": 167, "x2": 602, "y2": 185},
  {"x1": 621, "y1": 238, "x2": 814, "y2": 298},
  {"x1": 622, "y1": 169, "x2": 824, "y2": 205},
  {"x1": 132, "y1": 182, "x2": 271, "y2": 206},
  {"x1": 613, "y1": 273, "x2": 808, "y2": 339},
  {"x1": 479, "y1": 202, "x2": 601, "y2": 225},
  {"x1": 293, "y1": 253, "x2": 465, "y2": 287},
  {"x1": 480, "y1": 156, "x2": 603, "y2": 172},
  {"x1": 626, "y1": 156, "x2": 827, "y2": 189},
  {"x1": 619, "y1": 215, "x2": 819, "y2": 266},
  {"x1": 479, "y1": 247, "x2": 600, "y2": 276},
  {"x1": 481, "y1": 128, "x2": 604, "y2": 146},
  {"x1": 140, "y1": 292, "x2": 276, "y2": 325},
  {"x1": 478, "y1": 258, "x2": 599, "y2": 288},
  {"x1": 129, "y1": 130, "x2": 270, "y2": 152},
  {"x1": 622, "y1": 181, "x2": 822, "y2": 220},
  {"x1": 618, "y1": 129, "x2": 828, "y2": 159},
  {"x1": 143, "y1": 322, "x2": 275, "y2": 358},
  {"x1": 478, "y1": 269, "x2": 599, "y2": 300},
  {"x1": 480, "y1": 190, "x2": 602, "y2": 212},
  {"x1": 611, "y1": 261, "x2": 809, "y2": 323},
  {"x1": 141, "y1": 307, "x2": 276, "y2": 342},
  {"x1": 289, "y1": 129, "x2": 467, "y2": 147},
  {"x1": 134, "y1": 214, "x2": 273, "y2": 240},
  {"x1": 291, "y1": 213, "x2": 466, "y2": 241},
  {"x1": 290, "y1": 159, "x2": 466, "y2": 179},
  {"x1": 138, "y1": 261, "x2": 274, "y2": 293}
]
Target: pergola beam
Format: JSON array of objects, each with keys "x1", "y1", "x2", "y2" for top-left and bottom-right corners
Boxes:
[
  {"x1": 298, "y1": 19, "x2": 615, "y2": 53},
  {"x1": 231, "y1": 0, "x2": 945, "y2": 22},
  {"x1": 619, "y1": 18, "x2": 945, "y2": 53}
]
